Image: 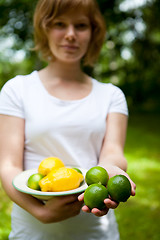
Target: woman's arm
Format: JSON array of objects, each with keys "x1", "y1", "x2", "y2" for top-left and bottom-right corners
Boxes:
[
  {"x1": 0, "y1": 115, "x2": 83, "y2": 223},
  {"x1": 79, "y1": 113, "x2": 136, "y2": 216},
  {"x1": 0, "y1": 115, "x2": 42, "y2": 218},
  {"x1": 98, "y1": 113, "x2": 136, "y2": 191},
  {"x1": 99, "y1": 112, "x2": 128, "y2": 171}
]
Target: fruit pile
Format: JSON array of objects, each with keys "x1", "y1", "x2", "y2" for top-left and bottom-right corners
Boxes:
[
  {"x1": 27, "y1": 157, "x2": 84, "y2": 192},
  {"x1": 84, "y1": 166, "x2": 131, "y2": 210}
]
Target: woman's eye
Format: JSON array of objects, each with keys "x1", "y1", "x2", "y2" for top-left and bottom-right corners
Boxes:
[
  {"x1": 53, "y1": 22, "x2": 65, "y2": 28},
  {"x1": 76, "y1": 23, "x2": 89, "y2": 30}
]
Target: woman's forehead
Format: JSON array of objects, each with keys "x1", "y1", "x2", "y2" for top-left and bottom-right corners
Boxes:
[
  {"x1": 55, "y1": 11, "x2": 90, "y2": 21},
  {"x1": 54, "y1": 2, "x2": 91, "y2": 18},
  {"x1": 54, "y1": 0, "x2": 92, "y2": 12}
]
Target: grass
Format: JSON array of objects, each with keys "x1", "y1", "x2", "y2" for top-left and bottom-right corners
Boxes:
[
  {"x1": 0, "y1": 113, "x2": 160, "y2": 239},
  {"x1": 115, "y1": 113, "x2": 160, "y2": 240},
  {"x1": 0, "y1": 184, "x2": 12, "y2": 240}
]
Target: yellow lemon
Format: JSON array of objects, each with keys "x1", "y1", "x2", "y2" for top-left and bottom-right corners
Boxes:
[
  {"x1": 38, "y1": 157, "x2": 64, "y2": 176},
  {"x1": 39, "y1": 167, "x2": 84, "y2": 192}
]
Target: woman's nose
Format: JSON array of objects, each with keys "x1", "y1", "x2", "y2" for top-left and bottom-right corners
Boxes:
[{"x1": 65, "y1": 25, "x2": 76, "y2": 41}]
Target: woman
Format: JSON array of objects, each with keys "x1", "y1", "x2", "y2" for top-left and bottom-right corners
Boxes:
[{"x1": 0, "y1": 0, "x2": 136, "y2": 239}]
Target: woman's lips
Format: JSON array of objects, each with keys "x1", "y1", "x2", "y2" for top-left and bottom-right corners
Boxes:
[{"x1": 61, "y1": 45, "x2": 79, "y2": 51}]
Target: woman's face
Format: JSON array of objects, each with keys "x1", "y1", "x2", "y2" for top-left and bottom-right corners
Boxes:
[{"x1": 47, "y1": 10, "x2": 91, "y2": 64}]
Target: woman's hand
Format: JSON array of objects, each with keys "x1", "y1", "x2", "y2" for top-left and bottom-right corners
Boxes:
[
  {"x1": 38, "y1": 193, "x2": 83, "y2": 223},
  {"x1": 105, "y1": 164, "x2": 136, "y2": 196},
  {"x1": 78, "y1": 192, "x2": 119, "y2": 216},
  {"x1": 78, "y1": 165, "x2": 136, "y2": 217}
]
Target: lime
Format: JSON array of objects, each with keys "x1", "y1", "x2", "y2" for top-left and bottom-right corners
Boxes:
[
  {"x1": 85, "y1": 166, "x2": 109, "y2": 186},
  {"x1": 72, "y1": 167, "x2": 83, "y2": 174},
  {"x1": 107, "y1": 175, "x2": 131, "y2": 202},
  {"x1": 27, "y1": 173, "x2": 44, "y2": 190},
  {"x1": 84, "y1": 183, "x2": 109, "y2": 210}
]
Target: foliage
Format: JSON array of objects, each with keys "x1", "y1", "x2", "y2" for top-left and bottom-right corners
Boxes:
[
  {"x1": 95, "y1": 0, "x2": 160, "y2": 113},
  {"x1": 0, "y1": 0, "x2": 36, "y2": 42}
]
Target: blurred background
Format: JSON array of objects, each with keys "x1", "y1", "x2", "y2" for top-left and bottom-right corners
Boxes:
[{"x1": 0, "y1": 0, "x2": 160, "y2": 239}]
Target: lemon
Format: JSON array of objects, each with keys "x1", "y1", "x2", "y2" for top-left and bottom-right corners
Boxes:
[
  {"x1": 39, "y1": 167, "x2": 84, "y2": 192},
  {"x1": 84, "y1": 183, "x2": 109, "y2": 210},
  {"x1": 85, "y1": 166, "x2": 109, "y2": 186},
  {"x1": 107, "y1": 175, "x2": 131, "y2": 202},
  {"x1": 38, "y1": 157, "x2": 64, "y2": 176},
  {"x1": 27, "y1": 173, "x2": 44, "y2": 190}
]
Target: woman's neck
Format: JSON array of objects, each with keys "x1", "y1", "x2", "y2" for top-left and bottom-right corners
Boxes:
[
  {"x1": 42, "y1": 61, "x2": 87, "y2": 83},
  {"x1": 38, "y1": 60, "x2": 92, "y2": 101}
]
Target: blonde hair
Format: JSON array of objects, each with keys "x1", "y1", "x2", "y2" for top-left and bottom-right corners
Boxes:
[{"x1": 33, "y1": 0, "x2": 106, "y2": 66}]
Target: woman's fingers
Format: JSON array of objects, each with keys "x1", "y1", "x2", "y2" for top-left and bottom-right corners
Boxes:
[
  {"x1": 84, "y1": 198, "x2": 119, "y2": 217},
  {"x1": 78, "y1": 192, "x2": 84, "y2": 201},
  {"x1": 80, "y1": 196, "x2": 119, "y2": 217},
  {"x1": 81, "y1": 205, "x2": 91, "y2": 213},
  {"x1": 131, "y1": 181, "x2": 136, "y2": 196},
  {"x1": 91, "y1": 207, "x2": 109, "y2": 216},
  {"x1": 104, "y1": 198, "x2": 119, "y2": 209},
  {"x1": 126, "y1": 176, "x2": 136, "y2": 196}
]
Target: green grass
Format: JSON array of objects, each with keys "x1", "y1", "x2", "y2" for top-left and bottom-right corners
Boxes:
[
  {"x1": 115, "y1": 114, "x2": 160, "y2": 240},
  {"x1": 0, "y1": 184, "x2": 12, "y2": 240},
  {"x1": 0, "y1": 113, "x2": 160, "y2": 239}
]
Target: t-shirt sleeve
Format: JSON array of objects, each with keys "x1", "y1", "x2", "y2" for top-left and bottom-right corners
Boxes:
[
  {"x1": 108, "y1": 85, "x2": 128, "y2": 115},
  {"x1": 0, "y1": 77, "x2": 25, "y2": 118}
]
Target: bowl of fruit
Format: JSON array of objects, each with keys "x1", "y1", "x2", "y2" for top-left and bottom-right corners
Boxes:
[{"x1": 12, "y1": 157, "x2": 88, "y2": 200}]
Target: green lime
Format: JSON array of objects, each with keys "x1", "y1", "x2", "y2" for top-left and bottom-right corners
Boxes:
[
  {"x1": 107, "y1": 175, "x2": 131, "y2": 202},
  {"x1": 72, "y1": 167, "x2": 83, "y2": 174},
  {"x1": 27, "y1": 173, "x2": 44, "y2": 190},
  {"x1": 84, "y1": 183, "x2": 109, "y2": 210},
  {"x1": 85, "y1": 166, "x2": 109, "y2": 186}
]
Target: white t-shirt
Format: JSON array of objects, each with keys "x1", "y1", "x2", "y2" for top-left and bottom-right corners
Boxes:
[{"x1": 0, "y1": 71, "x2": 128, "y2": 240}]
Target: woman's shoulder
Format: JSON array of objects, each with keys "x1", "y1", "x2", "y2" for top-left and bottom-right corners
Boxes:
[
  {"x1": 3, "y1": 71, "x2": 37, "y2": 87},
  {"x1": 92, "y1": 78, "x2": 128, "y2": 115},
  {"x1": 1, "y1": 71, "x2": 38, "y2": 97},
  {"x1": 92, "y1": 78, "x2": 124, "y2": 95}
]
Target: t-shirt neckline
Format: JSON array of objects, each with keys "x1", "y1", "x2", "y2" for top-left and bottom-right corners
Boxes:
[{"x1": 34, "y1": 70, "x2": 95, "y2": 105}]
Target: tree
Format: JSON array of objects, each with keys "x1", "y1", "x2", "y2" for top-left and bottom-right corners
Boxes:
[{"x1": 96, "y1": 0, "x2": 160, "y2": 112}]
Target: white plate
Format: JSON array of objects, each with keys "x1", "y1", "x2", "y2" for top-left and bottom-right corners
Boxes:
[{"x1": 12, "y1": 168, "x2": 88, "y2": 200}]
